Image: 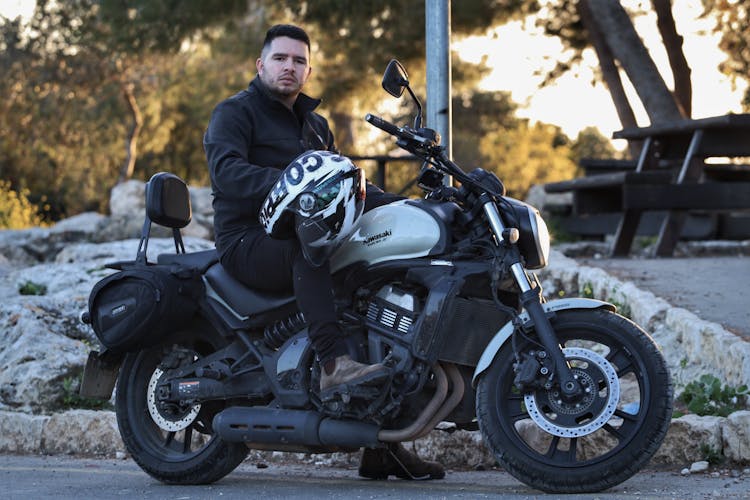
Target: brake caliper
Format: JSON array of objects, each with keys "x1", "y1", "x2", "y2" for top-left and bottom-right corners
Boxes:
[{"x1": 513, "y1": 350, "x2": 555, "y2": 393}]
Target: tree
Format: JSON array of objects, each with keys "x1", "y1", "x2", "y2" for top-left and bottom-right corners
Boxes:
[
  {"x1": 586, "y1": 0, "x2": 684, "y2": 124},
  {"x1": 0, "y1": 0, "x2": 576, "y2": 219},
  {"x1": 533, "y1": 0, "x2": 692, "y2": 157},
  {"x1": 652, "y1": 0, "x2": 692, "y2": 116},
  {"x1": 265, "y1": 0, "x2": 539, "y2": 153},
  {"x1": 0, "y1": 0, "x2": 256, "y2": 218},
  {"x1": 570, "y1": 126, "x2": 620, "y2": 163},
  {"x1": 480, "y1": 120, "x2": 577, "y2": 199},
  {"x1": 703, "y1": 0, "x2": 750, "y2": 110}
]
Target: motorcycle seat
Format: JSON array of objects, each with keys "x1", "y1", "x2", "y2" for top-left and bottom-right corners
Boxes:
[
  {"x1": 157, "y1": 249, "x2": 218, "y2": 273},
  {"x1": 204, "y1": 262, "x2": 295, "y2": 320}
]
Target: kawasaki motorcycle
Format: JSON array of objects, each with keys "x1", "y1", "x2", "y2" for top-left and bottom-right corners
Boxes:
[{"x1": 80, "y1": 60, "x2": 672, "y2": 493}]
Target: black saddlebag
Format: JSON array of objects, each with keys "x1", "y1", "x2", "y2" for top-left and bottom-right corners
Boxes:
[{"x1": 87, "y1": 263, "x2": 202, "y2": 353}]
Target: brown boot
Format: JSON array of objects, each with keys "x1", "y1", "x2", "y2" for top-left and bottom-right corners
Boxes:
[
  {"x1": 319, "y1": 354, "x2": 389, "y2": 394},
  {"x1": 359, "y1": 442, "x2": 445, "y2": 480}
]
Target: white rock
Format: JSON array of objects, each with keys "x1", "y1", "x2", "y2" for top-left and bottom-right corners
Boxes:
[
  {"x1": 42, "y1": 410, "x2": 124, "y2": 456},
  {"x1": 652, "y1": 414, "x2": 724, "y2": 464},
  {"x1": 722, "y1": 411, "x2": 750, "y2": 462},
  {"x1": 109, "y1": 180, "x2": 146, "y2": 217},
  {"x1": 0, "y1": 410, "x2": 49, "y2": 453},
  {"x1": 690, "y1": 460, "x2": 710, "y2": 473}
]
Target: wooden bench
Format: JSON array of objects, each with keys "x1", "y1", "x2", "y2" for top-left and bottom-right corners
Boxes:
[
  {"x1": 611, "y1": 114, "x2": 750, "y2": 256},
  {"x1": 579, "y1": 158, "x2": 637, "y2": 176},
  {"x1": 544, "y1": 114, "x2": 750, "y2": 255},
  {"x1": 545, "y1": 170, "x2": 674, "y2": 214}
]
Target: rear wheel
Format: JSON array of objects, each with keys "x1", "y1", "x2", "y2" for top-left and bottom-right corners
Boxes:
[
  {"x1": 476, "y1": 308, "x2": 673, "y2": 493},
  {"x1": 115, "y1": 328, "x2": 248, "y2": 484}
]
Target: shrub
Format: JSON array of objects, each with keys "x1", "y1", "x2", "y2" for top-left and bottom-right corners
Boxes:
[
  {"x1": 0, "y1": 181, "x2": 44, "y2": 229},
  {"x1": 18, "y1": 281, "x2": 48, "y2": 296},
  {"x1": 677, "y1": 374, "x2": 749, "y2": 417},
  {"x1": 61, "y1": 375, "x2": 112, "y2": 411}
]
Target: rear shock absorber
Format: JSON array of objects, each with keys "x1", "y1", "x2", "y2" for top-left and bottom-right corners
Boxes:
[{"x1": 263, "y1": 312, "x2": 307, "y2": 349}]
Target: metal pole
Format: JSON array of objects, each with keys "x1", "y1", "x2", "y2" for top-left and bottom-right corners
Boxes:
[{"x1": 425, "y1": 0, "x2": 452, "y2": 161}]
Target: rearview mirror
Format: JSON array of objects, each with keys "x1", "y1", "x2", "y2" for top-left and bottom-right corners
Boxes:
[{"x1": 382, "y1": 59, "x2": 409, "y2": 98}]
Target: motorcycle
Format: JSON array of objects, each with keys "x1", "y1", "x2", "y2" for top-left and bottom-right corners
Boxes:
[{"x1": 80, "y1": 59, "x2": 673, "y2": 493}]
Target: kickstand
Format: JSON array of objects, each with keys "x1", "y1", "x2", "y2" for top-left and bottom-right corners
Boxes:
[{"x1": 386, "y1": 446, "x2": 427, "y2": 481}]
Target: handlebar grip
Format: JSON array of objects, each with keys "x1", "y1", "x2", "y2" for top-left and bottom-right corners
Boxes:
[{"x1": 365, "y1": 113, "x2": 401, "y2": 137}]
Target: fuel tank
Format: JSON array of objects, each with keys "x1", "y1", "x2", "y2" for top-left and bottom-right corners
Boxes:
[{"x1": 330, "y1": 200, "x2": 449, "y2": 272}]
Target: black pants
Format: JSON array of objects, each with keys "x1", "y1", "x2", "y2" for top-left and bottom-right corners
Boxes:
[{"x1": 220, "y1": 228, "x2": 347, "y2": 364}]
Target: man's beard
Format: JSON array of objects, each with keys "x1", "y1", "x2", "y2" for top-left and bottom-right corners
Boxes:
[{"x1": 263, "y1": 74, "x2": 301, "y2": 100}]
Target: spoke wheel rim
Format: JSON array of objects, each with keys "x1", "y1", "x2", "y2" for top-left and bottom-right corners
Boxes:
[
  {"x1": 493, "y1": 326, "x2": 649, "y2": 468},
  {"x1": 134, "y1": 348, "x2": 218, "y2": 462}
]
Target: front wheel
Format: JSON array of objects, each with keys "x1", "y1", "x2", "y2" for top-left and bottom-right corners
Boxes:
[
  {"x1": 115, "y1": 327, "x2": 248, "y2": 484},
  {"x1": 476, "y1": 308, "x2": 673, "y2": 493}
]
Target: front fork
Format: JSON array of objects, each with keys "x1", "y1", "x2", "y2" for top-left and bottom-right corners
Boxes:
[{"x1": 482, "y1": 200, "x2": 582, "y2": 399}]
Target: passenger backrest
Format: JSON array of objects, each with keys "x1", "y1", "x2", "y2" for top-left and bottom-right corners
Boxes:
[{"x1": 137, "y1": 172, "x2": 192, "y2": 263}]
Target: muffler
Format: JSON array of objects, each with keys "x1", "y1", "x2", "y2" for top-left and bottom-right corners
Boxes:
[{"x1": 213, "y1": 407, "x2": 380, "y2": 449}]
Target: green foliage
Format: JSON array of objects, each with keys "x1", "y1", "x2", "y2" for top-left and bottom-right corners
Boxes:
[
  {"x1": 702, "y1": 0, "x2": 750, "y2": 110},
  {"x1": 0, "y1": 1, "x2": 257, "y2": 219},
  {"x1": 0, "y1": 181, "x2": 44, "y2": 229},
  {"x1": 570, "y1": 126, "x2": 621, "y2": 164},
  {"x1": 479, "y1": 120, "x2": 578, "y2": 199},
  {"x1": 700, "y1": 443, "x2": 724, "y2": 465},
  {"x1": 61, "y1": 375, "x2": 112, "y2": 411},
  {"x1": 0, "y1": 0, "x2": 645, "y2": 220},
  {"x1": 678, "y1": 374, "x2": 749, "y2": 417},
  {"x1": 18, "y1": 281, "x2": 48, "y2": 296},
  {"x1": 581, "y1": 281, "x2": 595, "y2": 299},
  {"x1": 95, "y1": 0, "x2": 248, "y2": 54}
]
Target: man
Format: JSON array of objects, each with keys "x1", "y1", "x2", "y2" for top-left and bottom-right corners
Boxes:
[{"x1": 204, "y1": 24, "x2": 444, "y2": 480}]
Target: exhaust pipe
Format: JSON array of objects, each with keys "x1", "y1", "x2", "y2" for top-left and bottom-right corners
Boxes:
[{"x1": 213, "y1": 407, "x2": 380, "y2": 449}]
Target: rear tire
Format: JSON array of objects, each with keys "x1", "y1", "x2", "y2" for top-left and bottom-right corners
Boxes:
[
  {"x1": 476, "y1": 309, "x2": 672, "y2": 493},
  {"x1": 116, "y1": 327, "x2": 248, "y2": 484}
]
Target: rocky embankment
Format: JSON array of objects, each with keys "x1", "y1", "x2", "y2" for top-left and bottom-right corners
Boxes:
[{"x1": 1, "y1": 180, "x2": 749, "y2": 472}]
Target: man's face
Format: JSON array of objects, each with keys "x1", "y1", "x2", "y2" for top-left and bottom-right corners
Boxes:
[{"x1": 256, "y1": 36, "x2": 311, "y2": 101}]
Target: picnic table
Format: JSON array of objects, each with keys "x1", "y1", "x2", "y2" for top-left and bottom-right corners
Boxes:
[{"x1": 545, "y1": 113, "x2": 750, "y2": 256}]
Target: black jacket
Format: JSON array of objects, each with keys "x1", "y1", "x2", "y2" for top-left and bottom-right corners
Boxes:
[{"x1": 204, "y1": 76, "x2": 336, "y2": 253}]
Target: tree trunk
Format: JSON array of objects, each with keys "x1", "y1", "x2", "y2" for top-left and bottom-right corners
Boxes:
[
  {"x1": 652, "y1": 0, "x2": 692, "y2": 117},
  {"x1": 587, "y1": 0, "x2": 684, "y2": 124},
  {"x1": 330, "y1": 110, "x2": 355, "y2": 154},
  {"x1": 578, "y1": 0, "x2": 642, "y2": 159},
  {"x1": 118, "y1": 82, "x2": 143, "y2": 184}
]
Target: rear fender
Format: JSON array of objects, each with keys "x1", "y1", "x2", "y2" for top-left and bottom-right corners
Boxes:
[
  {"x1": 79, "y1": 350, "x2": 124, "y2": 399},
  {"x1": 471, "y1": 298, "x2": 615, "y2": 387}
]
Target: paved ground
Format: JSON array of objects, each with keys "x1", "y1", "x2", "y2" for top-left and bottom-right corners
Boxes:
[
  {"x1": 576, "y1": 255, "x2": 750, "y2": 339},
  {"x1": 1, "y1": 454, "x2": 749, "y2": 499}
]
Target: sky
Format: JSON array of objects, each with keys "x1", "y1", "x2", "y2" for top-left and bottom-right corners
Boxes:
[{"x1": 2, "y1": 0, "x2": 745, "y2": 146}]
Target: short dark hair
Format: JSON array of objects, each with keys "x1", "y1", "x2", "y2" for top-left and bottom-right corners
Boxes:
[{"x1": 262, "y1": 24, "x2": 311, "y2": 54}]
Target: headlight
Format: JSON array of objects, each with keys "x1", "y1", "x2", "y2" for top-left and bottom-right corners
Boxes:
[
  {"x1": 507, "y1": 199, "x2": 550, "y2": 270},
  {"x1": 527, "y1": 206, "x2": 551, "y2": 269}
]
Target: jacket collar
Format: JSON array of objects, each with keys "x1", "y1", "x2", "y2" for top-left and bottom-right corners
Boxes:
[{"x1": 249, "y1": 76, "x2": 321, "y2": 115}]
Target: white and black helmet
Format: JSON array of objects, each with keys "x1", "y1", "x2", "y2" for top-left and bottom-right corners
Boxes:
[{"x1": 259, "y1": 150, "x2": 366, "y2": 266}]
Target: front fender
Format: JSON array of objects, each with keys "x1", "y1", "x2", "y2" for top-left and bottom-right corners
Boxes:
[{"x1": 471, "y1": 298, "x2": 615, "y2": 387}]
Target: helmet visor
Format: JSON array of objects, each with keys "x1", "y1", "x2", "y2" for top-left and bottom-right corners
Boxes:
[{"x1": 301, "y1": 167, "x2": 364, "y2": 213}]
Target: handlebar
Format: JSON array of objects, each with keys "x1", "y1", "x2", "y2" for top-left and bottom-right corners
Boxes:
[
  {"x1": 365, "y1": 113, "x2": 402, "y2": 137},
  {"x1": 365, "y1": 113, "x2": 439, "y2": 149}
]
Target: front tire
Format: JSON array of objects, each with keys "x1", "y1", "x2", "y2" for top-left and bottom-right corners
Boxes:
[
  {"x1": 115, "y1": 327, "x2": 248, "y2": 484},
  {"x1": 476, "y1": 309, "x2": 672, "y2": 493}
]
